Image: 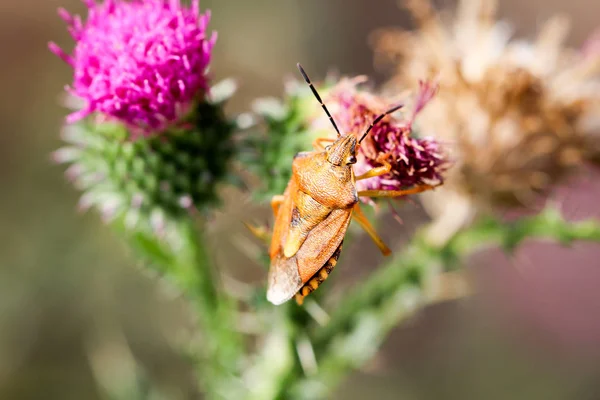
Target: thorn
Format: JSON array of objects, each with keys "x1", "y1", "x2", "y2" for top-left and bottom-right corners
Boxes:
[
  {"x1": 222, "y1": 274, "x2": 256, "y2": 301},
  {"x1": 387, "y1": 199, "x2": 405, "y2": 225},
  {"x1": 150, "y1": 211, "x2": 166, "y2": 238},
  {"x1": 296, "y1": 334, "x2": 318, "y2": 376},
  {"x1": 232, "y1": 234, "x2": 268, "y2": 267},
  {"x1": 77, "y1": 193, "x2": 94, "y2": 213},
  {"x1": 304, "y1": 299, "x2": 330, "y2": 326},
  {"x1": 131, "y1": 193, "x2": 144, "y2": 209},
  {"x1": 178, "y1": 194, "x2": 193, "y2": 209}
]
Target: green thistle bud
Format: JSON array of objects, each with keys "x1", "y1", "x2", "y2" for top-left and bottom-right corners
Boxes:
[
  {"x1": 246, "y1": 77, "x2": 337, "y2": 201},
  {"x1": 54, "y1": 82, "x2": 237, "y2": 237}
]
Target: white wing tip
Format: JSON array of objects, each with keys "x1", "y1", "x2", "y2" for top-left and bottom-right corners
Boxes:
[{"x1": 266, "y1": 288, "x2": 294, "y2": 305}]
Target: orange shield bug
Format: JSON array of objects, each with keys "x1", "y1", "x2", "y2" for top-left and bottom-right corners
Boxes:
[{"x1": 266, "y1": 64, "x2": 438, "y2": 305}]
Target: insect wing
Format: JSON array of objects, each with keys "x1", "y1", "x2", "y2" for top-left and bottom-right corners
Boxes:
[
  {"x1": 266, "y1": 253, "x2": 303, "y2": 305},
  {"x1": 267, "y1": 206, "x2": 352, "y2": 305},
  {"x1": 295, "y1": 208, "x2": 351, "y2": 282},
  {"x1": 267, "y1": 184, "x2": 301, "y2": 305},
  {"x1": 269, "y1": 184, "x2": 294, "y2": 259}
]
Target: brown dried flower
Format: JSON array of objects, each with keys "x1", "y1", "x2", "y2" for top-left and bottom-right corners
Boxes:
[{"x1": 372, "y1": 0, "x2": 600, "y2": 243}]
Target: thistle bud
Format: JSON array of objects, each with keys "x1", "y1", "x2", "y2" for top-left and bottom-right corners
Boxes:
[
  {"x1": 247, "y1": 77, "x2": 334, "y2": 200},
  {"x1": 50, "y1": 0, "x2": 236, "y2": 236}
]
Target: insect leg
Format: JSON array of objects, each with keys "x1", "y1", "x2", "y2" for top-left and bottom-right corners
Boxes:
[
  {"x1": 271, "y1": 195, "x2": 285, "y2": 217},
  {"x1": 243, "y1": 221, "x2": 271, "y2": 244},
  {"x1": 244, "y1": 195, "x2": 284, "y2": 244},
  {"x1": 351, "y1": 204, "x2": 391, "y2": 256},
  {"x1": 358, "y1": 183, "x2": 441, "y2": 199},
  {"x1": 312, "y1": 137, "x2": 335, "y2": 152},
  {"x1": 355, "y1": 159, "x2": 391, "y2": 181}
]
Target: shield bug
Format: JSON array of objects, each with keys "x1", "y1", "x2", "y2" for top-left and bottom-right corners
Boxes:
[{"x1": 266, "y1": 64, "x2": 438, "y2": 305}]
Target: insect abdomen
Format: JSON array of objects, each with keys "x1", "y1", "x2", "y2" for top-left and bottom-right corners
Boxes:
[{"x1": 294, "y1": 242, "x2": 343, "y2": 305}]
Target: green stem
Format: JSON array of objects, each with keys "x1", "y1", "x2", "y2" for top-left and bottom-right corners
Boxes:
[
  {"x1": 243, "y1": 303, "x2": 306, "y2": 400},
  {"x1": 287, "y1": 207, "x2": 600, "y2": 399},
  {"x1": 120, "y1": 220, "x2": 244, "y2": 400},
  {"x1": 173, "y1": 222, "x2": 245, "y2": 400},
  {"x1": 174, "y1": 223, "x2": 235, "y2": 393},
  {"x1": 245, "y1": 225, "x2": 369, "y2": 400}
]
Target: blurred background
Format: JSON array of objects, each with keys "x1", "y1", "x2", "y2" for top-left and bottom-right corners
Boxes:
[{"x1": 2, "y1": 0, "x2": 600, "y2": 398}]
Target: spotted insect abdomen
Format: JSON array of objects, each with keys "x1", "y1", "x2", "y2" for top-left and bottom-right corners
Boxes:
[{"x1": 294, "y1": 242, "x2": 343, "y2": 305}]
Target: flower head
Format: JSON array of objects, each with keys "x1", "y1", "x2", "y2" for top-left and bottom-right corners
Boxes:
[
  {"x1": 49, "y1": 0, "x2": 216, "y2": 137},
  {"x1": 52, "y1": 81, "x2": 237, "y2": 238},
  {"x1": 326, "y1": 78, "x2": 448, "y2": 193},
  {"x1": 249, "y1": 72, "x2": 449, "y2": 204},
  {"x1": 372, "y1": 0, "x2": 600, "y2": 242}
]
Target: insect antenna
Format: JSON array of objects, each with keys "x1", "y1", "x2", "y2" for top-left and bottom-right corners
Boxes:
[
  {"x1": 297, "y1": 63, "x2": 341, "y2": 137},
  {"x1": 358, "y1": 104, "x2": 404, "y2": 144}
]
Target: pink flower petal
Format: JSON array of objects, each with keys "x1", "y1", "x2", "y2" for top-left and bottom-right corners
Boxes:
[
  {"x1": 50, "y1": 0, "x2": 215, "y2": 138},
  {"x1": 328, "y1": 78, "x2": 449, "y2": 192}
]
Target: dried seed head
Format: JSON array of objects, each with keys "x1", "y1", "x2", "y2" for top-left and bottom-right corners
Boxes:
[{"x1": 372, "y1": 0, "x2": 600, "y2": 240}]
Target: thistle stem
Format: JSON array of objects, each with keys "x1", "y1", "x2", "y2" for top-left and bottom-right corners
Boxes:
[
  {"x1": 285, "y1": 207, "x2": 600, "y2": 398},
  {"x1": 172, "y1": 222, "x2": 245, "y2": 399},
  {"x1": 120, "y1": 220, "x2": 244, "y2": 399},
  {"x1": 243, "y1": 303, "x2": 306, "y2": 400}
]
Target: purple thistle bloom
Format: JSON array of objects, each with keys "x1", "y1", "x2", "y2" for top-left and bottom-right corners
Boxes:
[
  {"x1": 49, "y1": 0, "x2": 216, "y2": 138},
  {"x1": 328, "y1": 79, "x2": 449, "y2": 192}
]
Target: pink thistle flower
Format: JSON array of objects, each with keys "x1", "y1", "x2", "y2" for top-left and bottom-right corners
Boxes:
[
  {"x1": 49, "y1": 0, "x2": 216, "y2": 137},
  {"x1": 328, "y1": 79, "x2": 449, "y2": 192}
]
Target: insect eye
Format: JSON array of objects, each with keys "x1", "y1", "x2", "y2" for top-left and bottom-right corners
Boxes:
[
  {"x1": 325, "y1": 145, "x2": 332, "y2": 151},
  {"x1": 347, "y1": 155, "x2": 357, "y2": 164}
]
